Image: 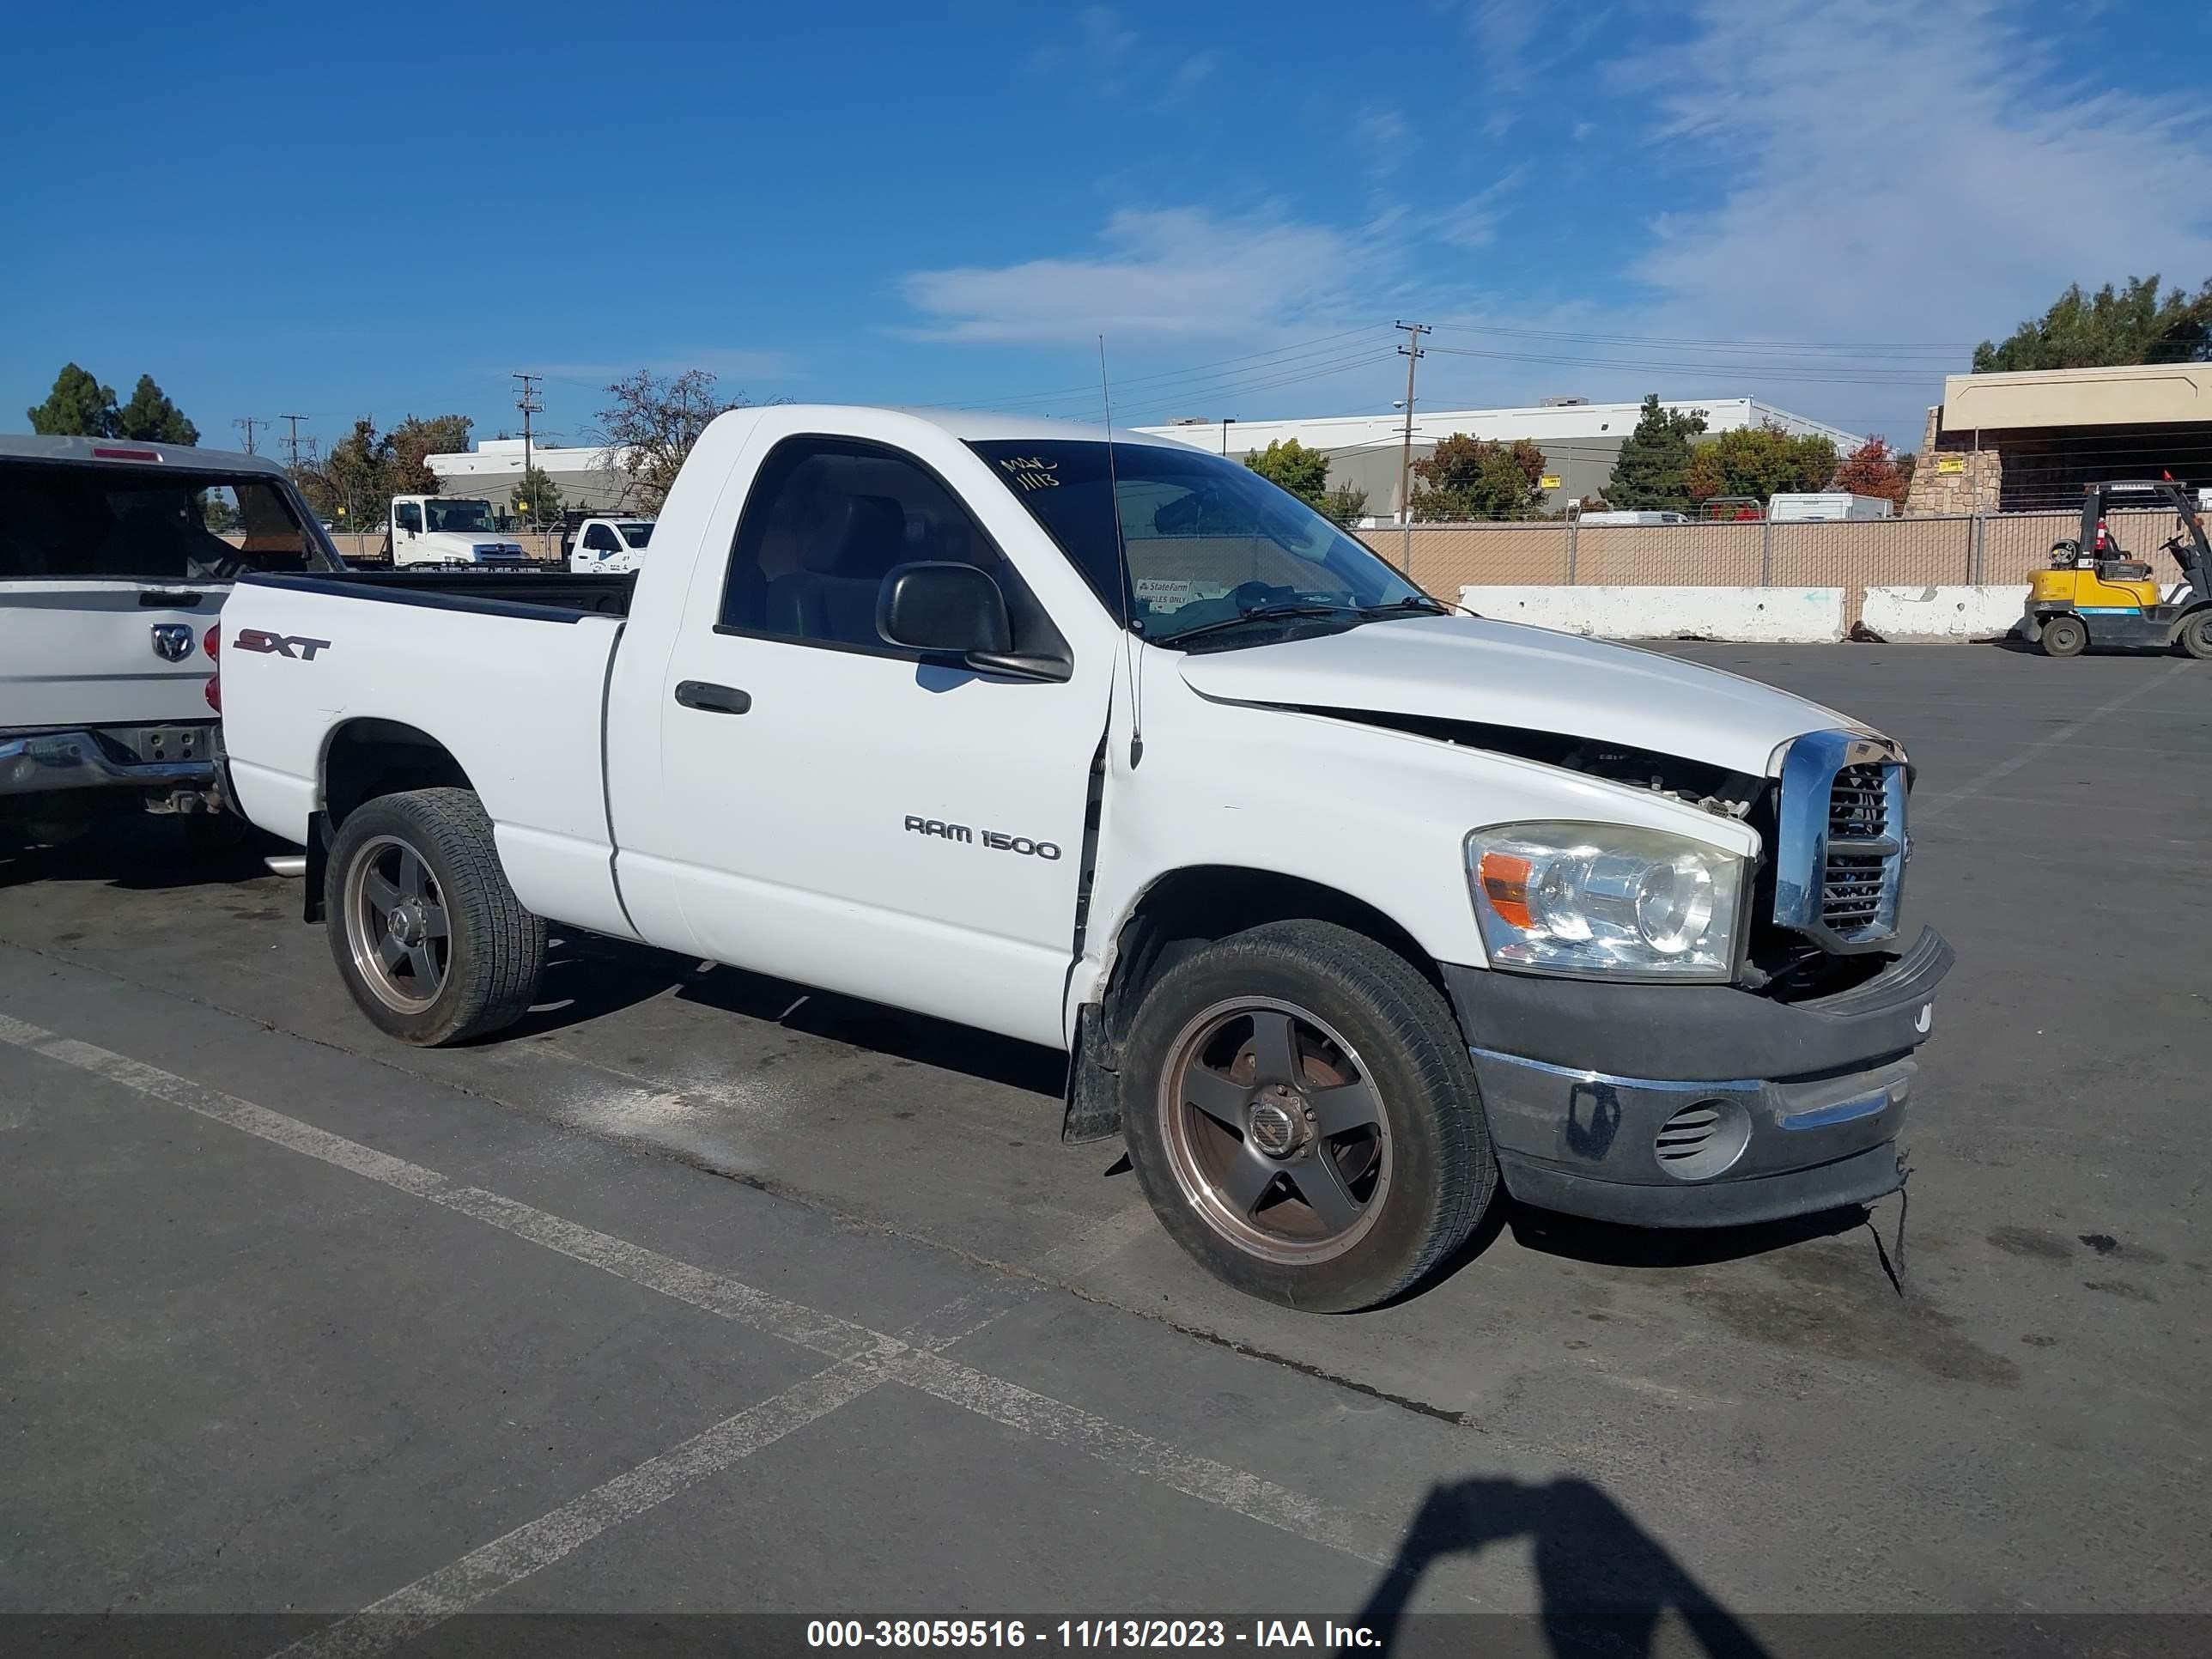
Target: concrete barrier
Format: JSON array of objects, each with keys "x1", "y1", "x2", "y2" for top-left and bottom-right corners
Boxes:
[
  {"x1": 1460, "y1": 585, "x2": 1846, "y2": 643},
  {"x1": 1861, "y1": 585, "x2": 2029, "y2": 640}
]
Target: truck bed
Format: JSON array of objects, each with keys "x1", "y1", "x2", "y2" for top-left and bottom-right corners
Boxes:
[{"x1": 221, "y1": 569, "x2": 636, "y2": 941}]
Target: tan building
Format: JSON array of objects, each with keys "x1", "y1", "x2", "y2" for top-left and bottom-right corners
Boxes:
[{"x1": 1906, "y1": 362, "x2": 2212, "y2": 514}]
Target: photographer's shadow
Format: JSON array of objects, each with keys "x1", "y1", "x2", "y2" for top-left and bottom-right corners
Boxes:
[{"x1": 1356, "y1": 1477, "x2": 1770, "y2": 1659}]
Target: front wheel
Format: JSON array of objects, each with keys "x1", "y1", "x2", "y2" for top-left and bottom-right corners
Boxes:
[
  {"x1": 1119, "y1": 920, "x2": 1495, "y2": 1311},
  {"x1": 324, "y1": 787, "x2": 545, "y2": 1046},
  {"x1": 2039, "y1": 613, "x2": 2087, "y2": 657},
  {"x1": 2176, "y1": 611, "x2": 2212, "y2": 661}
]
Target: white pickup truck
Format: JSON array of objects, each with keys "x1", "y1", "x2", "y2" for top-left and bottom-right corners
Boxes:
[
  {"x1": 567, "y1": 516, "x2": 656, "y2": 574},
  {"x1": 1, "y1": 434, "x2": 339, "y2": 846},
  {"x1": 220, "y1": 405, "x2": 1951, "y2": 1310},
  {"x1": 386, "y1": 495, "x2": 530, "y2": 567}
]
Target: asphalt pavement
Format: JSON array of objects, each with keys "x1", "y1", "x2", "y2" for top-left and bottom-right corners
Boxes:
[{"x1": 3, "y1": 641, "x2": 2208, "y2": 1654}]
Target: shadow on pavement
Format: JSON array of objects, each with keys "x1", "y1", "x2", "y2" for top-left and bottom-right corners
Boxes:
[
  {"x1": 1503, "y1": 1201, "x2": 1868, "y2": 1270},
  {"x1": 0, "y1": 816, "x2": 276, "y2": 892},
  {"x1": 1356, "y1": 1476, "x2": 1771, "y2": 1658},
  {"x1": 506, "y1": 927, "x2": 1066, "y2": 1098}
]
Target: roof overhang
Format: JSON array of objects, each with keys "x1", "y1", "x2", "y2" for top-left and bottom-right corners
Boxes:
[{"x1": 1941, "y1": 363, "x2": 2211, "y2": 434}]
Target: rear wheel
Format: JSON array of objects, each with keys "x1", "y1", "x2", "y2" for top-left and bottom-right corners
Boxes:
[
  {"x1": 1119, "y1": 920, "x2": 1495, "y2": 1311},
  {"x1": 2040, "y1": 614, "x2": 2087, "y2": 658},
  {"x1": 325, "y1": 787, "x2": 544, "y2": 1046},
  {"x1": 2177, "y1": 611, "x2": 2212, "y2": 661}
]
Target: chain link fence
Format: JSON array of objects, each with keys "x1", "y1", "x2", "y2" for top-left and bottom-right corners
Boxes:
[{"x1": 1360, "y1": 508, "x2": 2193, "y2": 625}]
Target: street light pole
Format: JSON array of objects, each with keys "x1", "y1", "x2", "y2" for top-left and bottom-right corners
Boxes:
[{"x1": 1395, "y1": 320, "x2": 1430, "y2": 574}]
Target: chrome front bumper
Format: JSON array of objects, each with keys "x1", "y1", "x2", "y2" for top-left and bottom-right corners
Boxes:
[{"x1": 1, "y1": 730, "x2": 218, "y2": 798}]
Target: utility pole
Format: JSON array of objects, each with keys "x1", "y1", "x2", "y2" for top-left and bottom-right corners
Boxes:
[
  {"x1": 514, "y1": 373, "x2": 544, "y2": 524},
  {"x1": 233, "y1": 416, "x2": 264, "y2": 456},
  {"x1": 279, "y1": 414, "x2": 309, "y2": 473},
  {"x1": 1395, "y1": 321, "x2": 1431, "y2": 573}
]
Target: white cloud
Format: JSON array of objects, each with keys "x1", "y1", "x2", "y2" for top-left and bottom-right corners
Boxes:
[
  {"x1": 900, "y1": 208, "x2": 1379, "y2": 344},
  {"x1": 1355, "y1": 106, "x2": 1417, "y2": 176},
  {"x1": 1622, "y1": 0, "x2": 2212, "y2": 346},
  {"x1": 1079, "y1": 5, "x2": 1136, "y2": 64},
  {"x1": 1170, "y1": 51, "x2": 1219, "y2": 93},
  {"x1": 1434, "y1": 167, "x2": 1526, "y2": 252}
]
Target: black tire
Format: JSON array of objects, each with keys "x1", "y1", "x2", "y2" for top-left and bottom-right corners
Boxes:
[
  {"x1": 2040, "y1": 614, "x2": 2087, "y2": 658},
  {"x1": 2177, "y1": 611, "x2": 2212, "y2": 661},
  {"x1": 1119, "y1": 920, "x2": 1495, "y2": 1311},
  {"x1": 323, "y1": 787, "x2": 545, "y2": 1046}
]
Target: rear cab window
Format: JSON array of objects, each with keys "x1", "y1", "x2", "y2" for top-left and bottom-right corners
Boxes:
[{"x1": 0, "y1": 461, "x2": 333, "y2": 580}]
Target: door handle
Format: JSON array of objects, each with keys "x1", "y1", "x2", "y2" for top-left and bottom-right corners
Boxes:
[{"x1": 674, "y1": 680, "x2": 751, "y2": 715}]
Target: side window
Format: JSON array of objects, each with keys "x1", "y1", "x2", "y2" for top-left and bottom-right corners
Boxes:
[
  {"x1": 583, "y1": 524, "x2": 617, "y2": 551},
  {"x1": 394, "y1": 502, "x2": 423, "y2": 534},
  {"x1": 719, "y1": 436, "x2": 1063, "y2": 661}
]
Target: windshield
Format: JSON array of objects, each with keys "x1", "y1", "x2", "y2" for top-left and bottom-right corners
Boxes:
[
  {"x1": 617, "y1": 522, "x2": 654, "y2": 548},
  {"x1": 969, "y1": 441, "x2": 1431, "y2": 646},
  {"x1": 426, "y1": 499, "x2": 496, "y2": 534}
]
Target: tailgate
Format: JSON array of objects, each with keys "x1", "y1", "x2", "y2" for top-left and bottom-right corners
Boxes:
[{"x1": 1, "y1": 580, "x2": 223, "y2": 728}]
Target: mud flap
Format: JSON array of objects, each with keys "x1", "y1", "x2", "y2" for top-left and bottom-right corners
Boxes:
[
  {"x1": 303, "y1": 811, "x2": 331, "y2": 924},
  {"x1": 1061, "y1": 1003, "x2": 1122, "y2": 1144}
]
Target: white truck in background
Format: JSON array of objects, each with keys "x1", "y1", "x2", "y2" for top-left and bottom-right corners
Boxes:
[
  {"x1": 218, "y1": 404, "x2": 1951, "y2": 1311},
  {"x1": 1767, "y1": 493, "x2": 1897, "y2": 522},
  {"x1": 1, "y1": 434, "x2": 340, "y2": 847},
  {"x1": 386, "y1": 495, "x2": 530, "y2": 567},
  {"x1": 567, "y1": 516, "x2": 657, "y2": 574}
]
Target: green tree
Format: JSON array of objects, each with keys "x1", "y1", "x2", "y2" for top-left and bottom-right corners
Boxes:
[
  {"x1": 27, "y1": 362, "x2": 119, "y2": 437},
  {"x1": 511, "y1": 465, "x2": 564, "y2": 525},
  {"x1": 1686, "y1": 424, "x2": 1838, "y2": 506},
  {"x1": 1973, "y1": 275, "x2": 2212, "y2": 372},
  {"x1": 389, "y1": 414, "x2": 473, "y2": 495},
  {"x1": 1243, "y1": 438, "x2": 1331, "y2": 510},
  {"x1": 1411, "y1": 434, "x2": 1547, "y2": 521},
  {"x1": 1605, "y1": 393, "x2": 1706, "y2": 509},
  {"x1": 1322, "y1": 483, "x2": 1369, "y2": 526},
  {"x1": 299, "y1": 418, "x2": 397, "y2": 528},
  {"x1": 114, "y1": 374, "x2": 198, "y2": 445}
]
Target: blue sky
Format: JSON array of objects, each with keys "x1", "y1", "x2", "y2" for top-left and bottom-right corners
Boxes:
[{"x1": 6, "y1": 0, "x2": 2209, "y2": 459}]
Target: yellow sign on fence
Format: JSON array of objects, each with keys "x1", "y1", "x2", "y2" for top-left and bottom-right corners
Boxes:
[
  {"x1": 1936, "y1": 456, "x2": 1966, "y2": 475},
  {"x1": 1540, "y1": 476, "x2": 1562, "y2": 489}
]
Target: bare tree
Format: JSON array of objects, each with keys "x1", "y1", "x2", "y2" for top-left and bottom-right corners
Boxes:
[{"x1": 593, "y1": 369, "x2": 751, "y2": 510}]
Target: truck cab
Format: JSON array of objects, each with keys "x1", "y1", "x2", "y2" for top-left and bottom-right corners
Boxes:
[
  {"x1": 387, "y1": 495, "x2": 528, "y2": 568},
  {"x1": 567, "y1": 517, "x2": 656, "y2": 574}
]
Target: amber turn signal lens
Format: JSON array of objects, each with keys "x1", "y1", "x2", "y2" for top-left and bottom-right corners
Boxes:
[{"x1": 1478, "y1": 852, "x2": 1534, "y2": 930}]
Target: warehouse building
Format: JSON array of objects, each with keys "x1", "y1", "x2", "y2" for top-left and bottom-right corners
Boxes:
[
  {"x1": 425, "y1": 440, "x2": 634, "y2": 514},
  {"x1": 1905, "y1": 362, "x2": 2212, "y2": 514},
  {"x1": 1135, "y1": 397, "x2": 1865, "y2": 520}
]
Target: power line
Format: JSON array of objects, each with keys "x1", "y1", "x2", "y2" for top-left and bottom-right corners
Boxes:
[{"x1": 1426, "y1": 322, "x2": 1977, "y2": 357}]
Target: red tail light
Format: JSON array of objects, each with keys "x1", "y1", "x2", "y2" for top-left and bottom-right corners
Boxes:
[
  {"x1": 204, "y1": 625, "x2": 220, "y2": 661},
  {"x1": 204, "y1": 674, "x2": 221, "y2": 713},
  {"x1": 204, "y1": 626, "x2": 222, "y2": 711}
]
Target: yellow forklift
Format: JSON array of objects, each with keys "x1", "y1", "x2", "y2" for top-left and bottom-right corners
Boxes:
[{"x1": 2027, "y1": 478, "x2": 2212, "y2": 658}]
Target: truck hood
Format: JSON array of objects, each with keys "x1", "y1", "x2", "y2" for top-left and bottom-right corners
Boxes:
[{"x1": 1173, "y1": 614, "x2": 1864, "y2": 776}]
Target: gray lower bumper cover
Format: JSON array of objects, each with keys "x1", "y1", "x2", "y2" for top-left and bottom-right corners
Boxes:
[{"x1": 1443, "y1": 929, "x2": 1952, "y2": 1228}]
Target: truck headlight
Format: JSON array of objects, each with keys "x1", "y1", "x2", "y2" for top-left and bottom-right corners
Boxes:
[{"x1": 1465, "y1": 823, "x2": 1744, "y2": 981}]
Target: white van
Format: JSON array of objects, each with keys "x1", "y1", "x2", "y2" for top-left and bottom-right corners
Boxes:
[
  {"x1": 1768, "y1": 494, "x2": 1895, "y2": 522},
  {"x1": 1576, "y1": 510, "x2": 1688, "y2": 526}
]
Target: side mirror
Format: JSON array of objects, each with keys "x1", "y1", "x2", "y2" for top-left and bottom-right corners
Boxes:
[
  {"x1": 877, "y1": 562, "x2": 1069, "y2": 682},
  {"x1": 395, "y1": 506, "x2": 422, "y2": 534}
]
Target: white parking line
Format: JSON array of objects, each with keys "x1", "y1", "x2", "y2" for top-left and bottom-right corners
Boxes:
[{"x1": 0, "y1": 1014, "x2": 1411, "y2": 1648}]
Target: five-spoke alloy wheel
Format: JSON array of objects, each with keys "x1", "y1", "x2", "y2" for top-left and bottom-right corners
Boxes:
[
  {"x1": 324, "y1": 787, "x2": 545, "y2": 1047},
  {"x1": 1121, "y1": 920, "x2": 1496, "y2": 1310}
]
